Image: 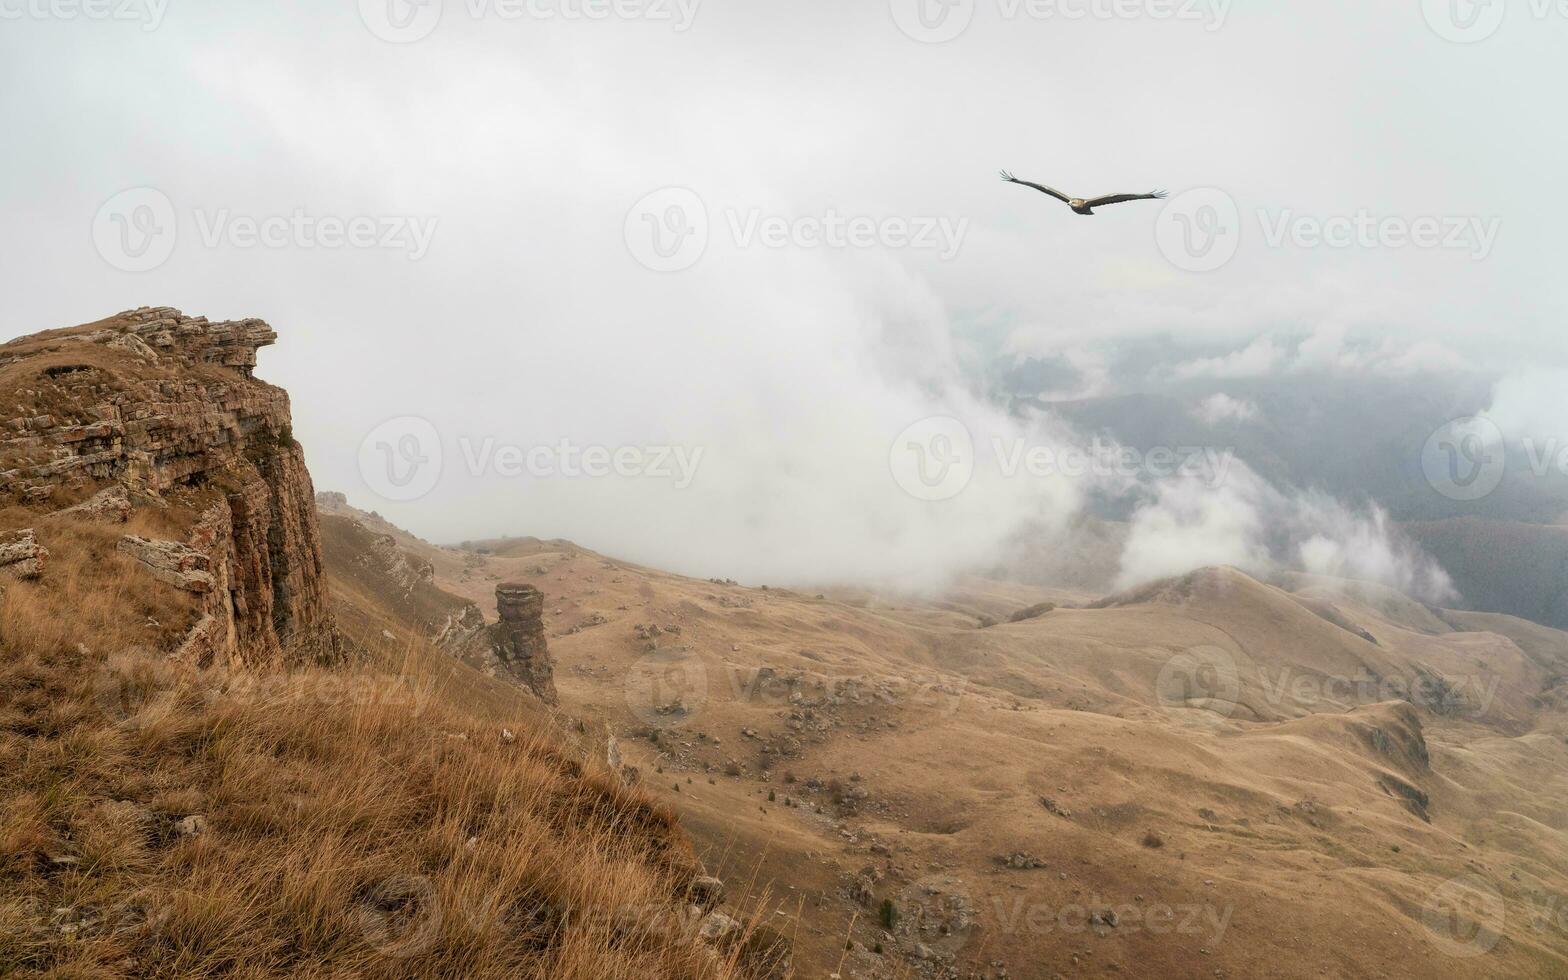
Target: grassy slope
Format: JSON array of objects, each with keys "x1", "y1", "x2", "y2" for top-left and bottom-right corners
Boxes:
[{"x1": 0, "y1": 505, "x2": 781, "y2": 980}]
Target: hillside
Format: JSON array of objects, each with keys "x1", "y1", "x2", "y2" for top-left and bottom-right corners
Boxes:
[
  {"x1": 0, "y1": 309, "x2": 784, "y2": 979},
  {"x1": 326, "y1": 503, "x2": 1568, "y2": 979}
]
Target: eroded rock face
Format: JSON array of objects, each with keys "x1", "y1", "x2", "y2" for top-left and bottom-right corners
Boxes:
[
  {"x1": 0, "y1": 307, "x2": 338, "y2": 666},
  {"x1": 492, "y1": 583, "x2": 558, "y2": 704}
]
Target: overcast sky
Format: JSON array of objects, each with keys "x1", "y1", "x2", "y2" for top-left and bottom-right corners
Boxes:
[{"x1": 3, "y1": 1, "x2": 1564, "y2": 586}]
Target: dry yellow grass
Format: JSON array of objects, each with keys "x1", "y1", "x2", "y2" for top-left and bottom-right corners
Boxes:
[{"x1": 0, "y1": 512, "x2": 786, "y2": 979}]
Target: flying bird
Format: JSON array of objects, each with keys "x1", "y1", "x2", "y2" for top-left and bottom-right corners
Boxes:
[{"x1": 1000, "y1": 171, "x2": 1167, "y2": 215}]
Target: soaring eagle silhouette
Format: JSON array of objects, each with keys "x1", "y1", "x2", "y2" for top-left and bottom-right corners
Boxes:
[{"x1": 1000, "y1": 171, "x2": 1167, "y2": 215}]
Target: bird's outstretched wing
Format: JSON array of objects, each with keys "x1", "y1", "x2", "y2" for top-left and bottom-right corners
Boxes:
[
  {"x1": 1084, "y1": 190, "x2": 1169, "y2": 208},
  {"x1": 1000, "y1": 170, "x2": 1072, "y2": 205}
]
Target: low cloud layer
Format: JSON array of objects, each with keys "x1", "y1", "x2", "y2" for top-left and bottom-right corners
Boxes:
[{"x1": 1116, "y1": 461, "x2": 1458, "y2": 603}]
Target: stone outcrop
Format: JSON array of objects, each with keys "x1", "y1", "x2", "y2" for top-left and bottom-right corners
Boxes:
[
  {"x1": 0, "y1": 307, "x2": 337, "y2": 666},
  {"x1": 117, "y1": 535, "x2": 218, "y2": 593},
  {"x1": 492, "y1": 583, "x2": 557, "y2": 704},
  {"x1": 433, "y1": 604, "x2": 488, "y2": 654},
  {"x1": 367, "y1": 530, "x2": 435, "y2": 591},
  {"x1": 0, "y1": 528, "x2": 48, "y2": 582}
]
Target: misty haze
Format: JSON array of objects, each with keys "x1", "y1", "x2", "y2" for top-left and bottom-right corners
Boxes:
[{"x1": 2, "y1": 2, "x2": 1566, "y2": 979}]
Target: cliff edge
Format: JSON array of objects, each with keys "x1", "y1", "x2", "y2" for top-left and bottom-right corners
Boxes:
[{"x1": 0, "y1": 306, "x2": 337, "y2": 666}]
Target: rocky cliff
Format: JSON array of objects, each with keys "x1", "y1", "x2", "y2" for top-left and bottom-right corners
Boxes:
[{"x1": 0, "y1": 307, "x2": 337, "y2": 666}]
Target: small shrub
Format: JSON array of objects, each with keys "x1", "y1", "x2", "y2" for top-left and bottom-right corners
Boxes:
[{"x1": 879, "y1": 898, "x2": 898, "y2": 930}]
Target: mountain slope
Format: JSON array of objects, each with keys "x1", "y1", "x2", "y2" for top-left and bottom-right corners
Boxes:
[
  {"x1": 0, "y1": 309, "x2": 780, "y2": 980},
  {"x1": 370, "y1": 523, "x2": 1568, "y2": 979}
]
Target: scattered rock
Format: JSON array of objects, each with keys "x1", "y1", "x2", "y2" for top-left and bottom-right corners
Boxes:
[
  {"x1": 689, "y1": 875, "x2": 725, "y2": 909},
  {"x1": 176, "y1": 814, "x2": 209, "y2": 836},
  {"x1": 698, "y1": 911, "x2": 741, "y2": 942}
]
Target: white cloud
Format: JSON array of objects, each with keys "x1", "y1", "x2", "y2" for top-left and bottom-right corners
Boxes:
[
  {"x1": 1171, "y1": 326, "x2": 1468, "y2": 381},
  {"x1": 1193, "y1": 393, "x2": 1260, "y2": 425},
  {"x1": 1485, "y1": 369, "x2": 1568, "y2": 444},
  {"x1": 1116, "y1": 464, "x2": 1456, "y2": 603},
  {"x1": 1172, "y1": 338, "x2": 1286, "y2": 380}
]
